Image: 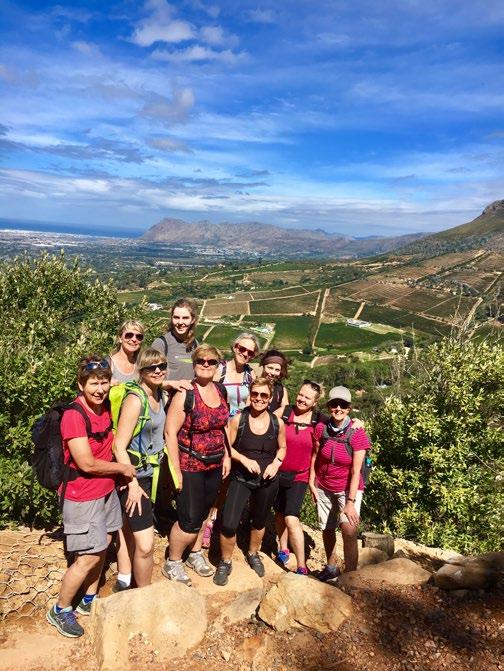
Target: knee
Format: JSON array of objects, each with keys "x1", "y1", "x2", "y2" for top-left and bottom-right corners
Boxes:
[
  {"x1": 136, "y1": 541, "x2": 154, "y2": 559},
  {"x1": 220, "y1": 524, "x2": 236, "y2": 538},
  {"x1": 285, "y1": 516, "x2": 300, "y2": 530},
  {"x1": 75, "y1": 552, "x2": 103, "y2": 570},
  {"x1": 340, "y1": 523, "x2": 358, "y2": 540}
]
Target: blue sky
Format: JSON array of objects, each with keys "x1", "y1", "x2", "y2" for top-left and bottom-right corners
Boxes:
[{"x1": 1, "y1": 0, "x2": 503, "y2": 236}]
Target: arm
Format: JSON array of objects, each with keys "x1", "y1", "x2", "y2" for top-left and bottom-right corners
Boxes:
[
  {"x1": 222, "y1": 422, "x2": 232, "y2": 479},
  {"x1": 342, "y1": 448, "x2": 366, "y2": 527},
  {"x1": 351, "y1": 417, "x2": 365, "y2": 430},
  {"x1": 309, "y1": 432, "x2": 321, "y2": 502},
  {"x1": 281, "y1": 387, "x2": 289, "y2": 408},
  {"x1": 68, "y1": 438, "x2": 136, "y2": 479},
  {"x1": 163, "y1": 390, "x2": 187, "y2": 491},
  {"x1": 228, "y1": 415, "x2": 261, "y2": 475},
  {"x1": 263, "y1": 417, "x2": 287, "y2": 479}
]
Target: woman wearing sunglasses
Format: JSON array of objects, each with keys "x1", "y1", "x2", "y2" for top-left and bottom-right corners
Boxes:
[
  {"x1": 215, "y1": 332, "x2": 259, "y2": 417},
  {"x1": 274, "y1": 379, "x2": 326, "y2": 575},
  {"x1": 162, "y1": 345, "x2": 231, "y2": 586},
  {"x1": 108, "y1": 320, "x2": 145, "y2": 385},
  {"x1": 213, "y1": 377, "x2": 287, "y2": 586},
  {"x1": 112, "y1": 349, "x2": 168, "y2": 591},
  {"x1": 259, "y1": 349, "x2": 290, "y2": 412},
  {"x1": 309, "y1": 386, "x2": 371, "y2": 580}
]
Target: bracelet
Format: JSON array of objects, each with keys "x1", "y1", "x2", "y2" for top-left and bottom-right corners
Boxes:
[
  {"x1": 275, "y1": 456, "x2": 283, "y2": 464},
  {"x1": 347, "y1": 497, "x2": 355, "y2": 503}
]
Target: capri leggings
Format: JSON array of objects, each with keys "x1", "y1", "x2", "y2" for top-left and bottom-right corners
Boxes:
[
  {"x1": 221, "y1": 475, "x2": 279, "y2": 538},
  {"x1": 176, "y1": 468, "x2": 222, "y2": 534}
]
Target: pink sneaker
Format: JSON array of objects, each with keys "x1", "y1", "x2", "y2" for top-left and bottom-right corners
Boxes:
[{"x1": 201, "y1": 520, "x2": 213, "y2": 549}]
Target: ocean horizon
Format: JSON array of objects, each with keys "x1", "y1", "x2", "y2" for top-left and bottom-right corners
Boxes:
[{"x1": 0, "y1": 217, "x2": 143, "y2": 239}]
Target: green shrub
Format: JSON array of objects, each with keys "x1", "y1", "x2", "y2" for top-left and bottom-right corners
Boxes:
[{"x1": 0, "y1": 253, "x2": 147, "y2": 528}]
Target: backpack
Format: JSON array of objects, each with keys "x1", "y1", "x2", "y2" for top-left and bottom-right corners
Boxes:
[
  {"x1": 31, "y1": 401, "x2": 112, "y2": 503},
  {"x1": 319, "y1": 421, "x2": 373, "y2": 485},
  {"x1": 177, "y1": 383, "x2": 228, "y2": 465},
  {"x1": 219, "y1": 361, "x2": 253, "y2": 385},
  {"x1": 268, "y1": 381, "x2": 284, "y2": 413},
  {"x1": 109, "y1": 381, "x2": 150, "y2": 438},
  {"x1": 281, "y1": 405, "x2": 328, "y2": 432},
  {"x1": 234, "y1": 406, "x2": 279, "y2": 451}
]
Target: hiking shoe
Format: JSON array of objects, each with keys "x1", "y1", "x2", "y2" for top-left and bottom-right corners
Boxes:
[
  {"x1": 47, "y1": 605, "x2": 84, "y2": 638},
  {"x1": 295, "y1": 566, "x2": 309, "y2": 575},
  {"x1": 247, "y1": 552, "x2": 265, "y2": 578},
  {"x1": 75, "y1": 596, "x2": 96, "y2": 616},
  {"x1": 213, "y1": 560, "x2": 232, "y2": 586},
  {"x1": 186, "y1": 550, "x2": 215, "y2": 577},
  {"x1": 276, "y1": 549, "x2": 290, "y2": 566},
  {"x1": 162, "y1": 558, "x2": 192, "y2": 586},
  {"x1": 318, "y1": 564, "x2": 340, "y2": 582},
  {"x1": 111, "y1": 579, "x2": 129, "y2": 593}
]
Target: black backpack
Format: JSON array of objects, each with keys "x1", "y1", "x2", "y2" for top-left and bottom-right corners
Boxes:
[
  {"x1": 234, "y1": 406, "x2": 279, "y2": 450},
  {"x1": 31, "y1": 401, "x2": 112, "y2": 502},
  {"x1": 319, "y1": 422, "x2": 373, "y2": 485}
]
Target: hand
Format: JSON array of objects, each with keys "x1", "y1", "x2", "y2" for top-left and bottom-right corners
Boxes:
[
  {"x1": 343, "y1": 501, "x2": 360, "y2": 527},
  {"x1": 120, "y1": 463, "x2": 137, "y2": 480},
  {"x1": 309, "y1": 482, "x2": 318, "y2": 503},
  {"x1": 241, "y1": 456, "x2": 261, "y2": 475},
  {"x1": 125, "y1": 481, "x2": 149, "y2": 517},
  {"x1": 351, "y1": 418, "x2": 365, "y2": 430},
  {"x1": 169, "y1": 379, "x2": 193, "y2": 392},
  {"x1": 263, "y1": 461, "x2": 279, "y2": 480},
  {"x1": 174, "y1": 469, "x2": 183, "y2": 492},
  {"x1": 222, "y1": 454, "x2": 231, "y2": 479}
]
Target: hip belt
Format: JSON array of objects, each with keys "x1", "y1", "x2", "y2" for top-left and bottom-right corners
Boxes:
[{"x1": 178, "y1": 443, "x2": 225, "y2": 465}]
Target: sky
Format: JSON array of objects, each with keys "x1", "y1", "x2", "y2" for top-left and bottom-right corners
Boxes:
[{"x1": 1, "y1": 0, "x2": 503, "y2": 237}]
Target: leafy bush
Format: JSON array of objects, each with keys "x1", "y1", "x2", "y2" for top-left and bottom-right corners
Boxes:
[
  {"x1": 364, "y1": 336, "x2": 503, "y2": 553},
  {"x1": 0, "y1": 253, "x2": 146, "y2": 528}
]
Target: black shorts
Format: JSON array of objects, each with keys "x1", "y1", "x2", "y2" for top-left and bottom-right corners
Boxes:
[
  {"x1": 274, "y1": 480, "x2": 308, "y2": 518},
  {"x1": 176, "y1": 468, "x2": 222, "y2": 534},
  {"x1": 221, "y1": 475, "x2": 279, "y2": 538},
  {"x1": 119, "y1": 477, "x2": 153, "y2": 533}
]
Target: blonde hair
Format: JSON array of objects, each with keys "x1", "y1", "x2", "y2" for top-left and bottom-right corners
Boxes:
[
  {"x1": 137, "y1": 348, "x2": 167, "y2": 376},
  {"x1": 192, "y1": 343, "x2": 221, "y2": 363},
  {"x1": 111, "y1": 319, "x2": 145, "y2": 355},
  {"x1": 232, "y1": 332, "x2": 260, "y2": 356},
  {"x1": 250, "y1": 376, "x2": 274, "y2": 396}
]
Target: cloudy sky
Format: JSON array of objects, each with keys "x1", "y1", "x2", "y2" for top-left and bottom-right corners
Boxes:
[{"x1": 1, "y1": 0, "x2": 503, "y2": 236}]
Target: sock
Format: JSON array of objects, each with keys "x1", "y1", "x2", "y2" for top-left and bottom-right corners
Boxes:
[
  {"x1": 189, "y1": 550, "x2": 201, "y2": 556},
  {"x1": 117, "y1": 572, "x2": 132, "y2": 587},
  {"x1": 280, "y1": 548, "x2": 290, "y2": 555},
  {"x1": 82, "y1": 594, "x2": 97, "y2": 605},
  {"x1": 54, "y1": 604, "x2": 72, "y2": 614}
]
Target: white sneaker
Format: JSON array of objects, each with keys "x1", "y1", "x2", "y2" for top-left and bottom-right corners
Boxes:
[
  {"x1": 186, "y1": 550, "x2": 215, "y2": 577},
  {"x1": 161, "y1": 559, "x2": 192, "y2": 586}
]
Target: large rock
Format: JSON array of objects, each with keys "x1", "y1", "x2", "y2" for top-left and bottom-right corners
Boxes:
[
  {"x1": 361, "y1": 532, "x2": 395, "y2": 557},
  {"x1": 358, "y1": 547, "x2": 389, "y2": 568},
  {"x1": 338, "y1": 558, "x2": 431, "y2": 589},
  {"x1": 258, "y1": 573, "x2": 352, "y2": 633},
  {"x1": 445, "y1": 551, "x2": 504, "y2": 574},
  {"x1": 434, "y1": 563, "x2": 499, "y2": 590},
  {"x1": 90, "y1": 581, "x2": 207, "y2": 670}
]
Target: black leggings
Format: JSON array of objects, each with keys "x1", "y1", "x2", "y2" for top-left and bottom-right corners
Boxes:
[
  {"x1": 221, "y1": 476, "x2": 279, "y2": 538},
  {"x1": 176, "y1": 468, "x2": 222, "y2": 533}
]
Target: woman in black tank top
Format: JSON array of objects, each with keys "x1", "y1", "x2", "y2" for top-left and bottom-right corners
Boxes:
[{"x1": 213, "y1": 377, "x2": 287, "y2": 586}]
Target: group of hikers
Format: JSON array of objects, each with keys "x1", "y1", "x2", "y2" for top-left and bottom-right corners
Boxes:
[{"x1": 46, "y1": 298, "x2": 372, "y2": 638}]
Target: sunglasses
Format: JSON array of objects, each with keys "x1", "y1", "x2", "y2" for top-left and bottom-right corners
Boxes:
[
  {"x1": 328, "y1": 398, "x2": 350, "y2": 410},
  {"x1": 250, "y1": 391, "x2": 270, "y2": 401},
  {"x1": 84, "y1": 359, "x2": 110, "y2": 371},
  {"x1": 235, "y1": 343, "x2": 256, "y2": 358},
  {"x1": 123, "y1": 332, "x2": 144, "y2": 342},
  {"x1": 303, "y1": 379, "x2": 321, "y2": 393},
  {"x1": 141, "y1": 362, "x2": 168, "y2": 373},
  {"x1": 194, "y1": 358, "x2": 219, "y2": 367}
]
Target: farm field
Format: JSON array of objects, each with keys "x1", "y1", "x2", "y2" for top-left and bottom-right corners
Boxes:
[
  {"x1": 358, "y1": 304, "x2": 452, "y2": 336},
  {"x1": 424, "y1": 295, "x2": 478, "y2": 320},
  {"x1": 474, "y1": 252, "x2": 504, "y2": 272},
  {"x1": 315, "y1": 322, "x2": 400, "y2": 351},
  {"x1": 263, "y1": 315, "x2": 314, "y2": 349},
  {"x1": 324, "y1": 296, "x2": 361, "y2": 318},
  {"x1": 249, "y1": 291, "x2": 320, "y2": 315},
  {"x1": 249, "y1": 286, "x2": 309, "y2": 299},
  {"x1": 390, "y1": 288, "x2": 450, "y2": 312},
  {"x1": 203, "y1": 300, "x2": 250, "y2": 317},
  {"x1": 439, "y1": 270, "x2": 498, "y2": 293},
  {"x1": 202, "y1": 324, "x2": 267, "y2": 351}
]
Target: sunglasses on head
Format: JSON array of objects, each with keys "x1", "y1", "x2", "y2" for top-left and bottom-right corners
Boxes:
[
  {"x1": 194, "y1": 358, "x2": 219, "y2": 367},
  {"x1": 235, "y1": 343, "x2": 256, "y2": 358},
  {"x1": 84, "y1": 359, "x2": 110, "y2": 371},
  {"x1": 250, "y1": 390, "x2": 270, "y2": 401},
  {"x1": 141, "y1": 362, "x2": 168, "y2": 373},
  {"x1": 123, "y1": 332, "x2": 144, "y2": 342},
  {"x1": 303, "y1": 379, "x2": 321, "y2": 393},
  {"x1": 328, "y1": 398, "x2": 350, "y2": 410}
]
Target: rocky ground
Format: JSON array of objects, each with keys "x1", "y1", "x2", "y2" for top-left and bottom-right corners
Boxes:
[{"x1": 0, "y1": 525, "x2": 502, "y2": 671}]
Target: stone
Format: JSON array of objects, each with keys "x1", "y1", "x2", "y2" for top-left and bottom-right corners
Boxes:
[
  {"x1": 338, "y1": 558, "x2": 432, "y2": 589},
  {"x1": 445, "y1": 551, "x2": 504, "y2": 574},
  {"x1": 433, "y1": 563, "x2": 499, "y2": 590},
  {"x1": 358, "y1": 547, "x2": 388, "y2": 568},
  {"x1": 258, "y1": 573, "x2": 352, "y2": 633},
  {"x1": 89, "y1": 580, "x2": 207, "y2": 670},
  {"x1": 361, "y1": 532, "x2": 395, "y2": 557},
  {"x1": 211, "y1": 586, "x2": 263, "y2": 632}
]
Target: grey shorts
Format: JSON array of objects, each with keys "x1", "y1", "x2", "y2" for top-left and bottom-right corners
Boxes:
[
  {"x1": 62, "y1": 490, "x2": 122, "y2": 554},
  {"x1": 316, "y1": 487, "x2": 363, "y2": 530}
]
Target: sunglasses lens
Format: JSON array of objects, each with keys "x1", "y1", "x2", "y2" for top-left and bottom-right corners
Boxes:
[
  {"x1": 124, "y1": 332, "x2": 144, "y2": 341},
  {"x1": 195, "y1": 358, "x2": 218, "y2": 366},
  {"x1": 237, "y1": 344, "x2": 255, "y2": 357},
  {"x1": 144, "y1": 362, "x2": 167, "y2": 372},
  {"x1": 329, "y1": 399, "x2": 349, "y2": 409},
  {"x1": 251, "y1": 391, "x2": 269, "y2": 400},
  {"x1": 85, "y1": 359, "x2": 110, "y2": 371}
]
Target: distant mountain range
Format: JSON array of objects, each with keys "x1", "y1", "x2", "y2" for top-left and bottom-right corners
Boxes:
[{"x1": 141, "y1": 218, "x2": 425, "y2": 258}]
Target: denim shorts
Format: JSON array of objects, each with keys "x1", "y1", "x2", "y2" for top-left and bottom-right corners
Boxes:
[{"x1": 63, "y1": 489, "x2": 122, "y2": 554}]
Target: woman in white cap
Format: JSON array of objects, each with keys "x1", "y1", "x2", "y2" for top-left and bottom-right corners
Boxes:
[{"x1": 309, "y1": 385, "x2": 371, "y2": 580}]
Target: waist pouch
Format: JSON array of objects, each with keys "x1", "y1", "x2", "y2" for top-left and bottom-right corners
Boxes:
[
  {"x1": 232, "y1": 469, "x2": 277, "y2": 490},
  {"x1": 178, "y1": 443, "x2": 225, "y2": 465}
]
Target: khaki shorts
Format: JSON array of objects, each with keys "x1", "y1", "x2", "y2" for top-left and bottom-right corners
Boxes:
[
  {"x1": 63, "y1": 490, "x2": 122, "y2": 554},
  {"x1": 316, "y1": 486, "x2": 363, "y2": 530}
]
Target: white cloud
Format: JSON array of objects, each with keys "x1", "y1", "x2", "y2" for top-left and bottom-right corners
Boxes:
[
  {"x1": 147, "y1": 137, "x2": 193, "y2": 153},
  {"x1": 130, "y1": 0, "x2": 194, "y2": 47},
  {"x1": 141, "y1": 87, "x2": 195, "y2": 124},
  {"x1": 152, "y1": 45, "x2": 245, "y2": 64},
  {"x1": 246, "y1": 9, "x2": 275, "y2": 24},
  {"x1": 71, "y1": 41, "x2": 102, "y2": 58},
  {"x1": 200, "y1": 25, "x2": 238, "y2": 47}
]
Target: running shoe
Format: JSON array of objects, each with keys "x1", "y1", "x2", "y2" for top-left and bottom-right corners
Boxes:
[
  {"x1": 213, "y1": 560, "x2": 232, "y2": 586},
  {"x1": 111, "y1": 579, "x2": 130, "y2": 593},
  {"x1": 317, "y1": 564, "x2": 340, "y2": 582},
  {"x1": 276, "y1": 549, "x2": 290, "y2": 566},
  {"x1": 161, "y1": 558, "x2": 192, "y2": 586},
  {"x1": 75, "y1": 595, "x2": 97, "y2": 616},
  {"x1": 47, "y1": 605, "x2": 84, "y2": 638},
  {"x1": 247, "y1": 552, "x2": 265, "y2": 578},
  {"x1": 186, "y1": 550, "x2": 215, "y2": 577},
  {"x1": 295, "y1": 566, "x2": 309, "y2": 575}
]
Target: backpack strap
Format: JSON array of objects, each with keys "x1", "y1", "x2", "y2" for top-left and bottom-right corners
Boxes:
[
  {"x1": 243, "y1": 364, "x2": 253, "y2": 386},
  {"x1": 161, "y1": 335, "x2": 169, "y2": 357},
  {"x1": 183, "y1": 389, "x2": 195, "y2": 416},
  {"x1": 67, "y1": 402, "x2": 112, "y2": 440},
  {"x1": 233, "y1": 407, "x2": 249, "y2": 449},
  {"x1": 271, "y1": 412, "x2": 279, "y2": 438},
  {"x1": 281, "y1": 404, "x2": 294, "y2": 424},
  {"x1": 218, "y1": 360, "x2": 227, "y2": 383}
]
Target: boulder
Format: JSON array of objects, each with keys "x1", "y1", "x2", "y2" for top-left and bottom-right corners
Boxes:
[
  {"x1": 445, "y1": 551, "x2": 504, "y2": 574},
  {"x1": 90, "y1": 581, "x2": 207, "y2": 670},
  {"x1": 433, "y1": 563, "x2": 499, "y2": 590},
  {"x1": 361, "y1": 532, "x2": 395, "y2": 557},
  {"x1": 211, "y1": 586, "x2": 263, "y2": 632},
  {"x1": 338, "y1": 558, "x2": 431, "y2": 589},
  {"x1": 258, "y1": 573, "x2": 352, "y2": 633},
  {"x1": 358, "y1": 547, "x2": 388, "y2": 568}
]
